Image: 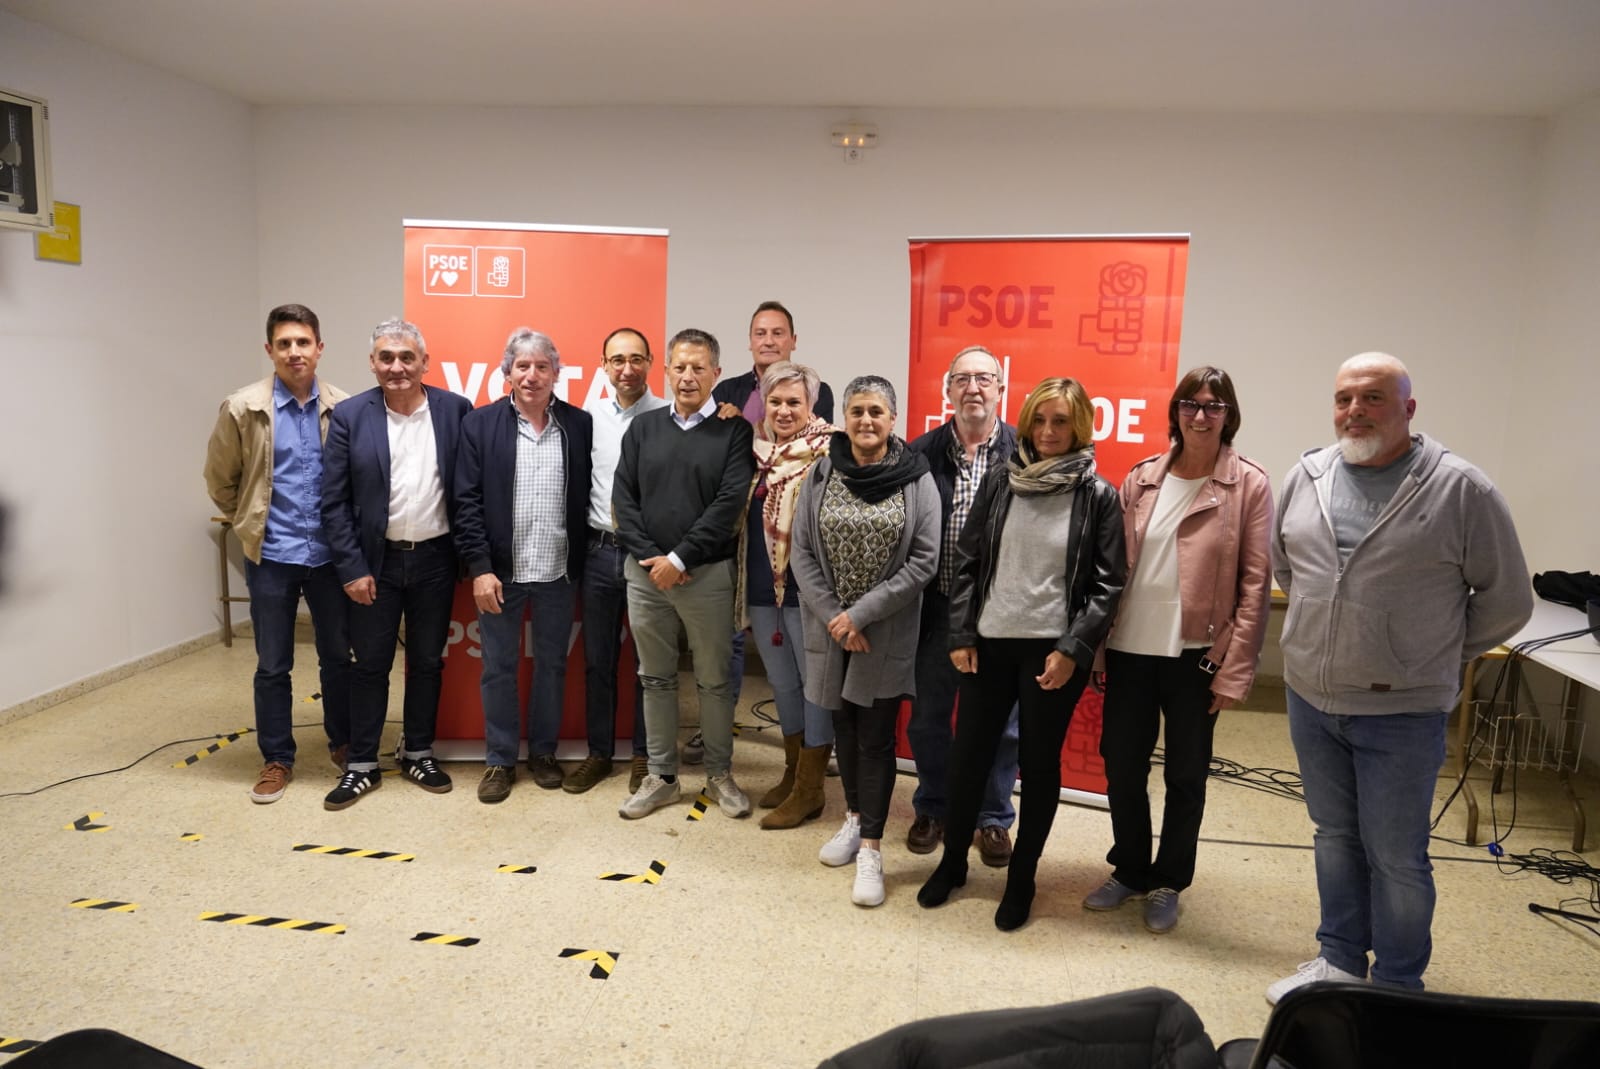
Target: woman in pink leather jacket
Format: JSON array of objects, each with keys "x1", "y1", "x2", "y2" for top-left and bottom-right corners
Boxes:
[{"x1": 1084, "y1": 366, "x2": 1273, "y2": 934}]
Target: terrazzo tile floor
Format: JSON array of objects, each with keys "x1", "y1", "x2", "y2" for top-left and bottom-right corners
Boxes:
[{"x1": 2, "y1": 640, "x2": 1596, "y2": 1067}]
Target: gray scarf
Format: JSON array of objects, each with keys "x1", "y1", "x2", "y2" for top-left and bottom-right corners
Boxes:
[{"x1": 1007, "y1": 441, "x2": 1096, "y2": 496}]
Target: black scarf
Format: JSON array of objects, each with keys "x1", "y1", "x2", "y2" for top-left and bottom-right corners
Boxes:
[{"x1": 828, "y1": 431, "x2": 929, "y2": 504}]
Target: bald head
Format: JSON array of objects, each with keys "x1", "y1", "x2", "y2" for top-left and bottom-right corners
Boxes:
[
  {"x1": 1334, "y1": 351, "x2": 1416, "y2": 466},
  {"x1": 1340, "y1": 352, "x2": 1412, "y2": 400}
]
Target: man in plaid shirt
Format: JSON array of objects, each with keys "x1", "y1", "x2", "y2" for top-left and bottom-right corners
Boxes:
[
  {"x1": 905, "y1": 347, "x2": 1021, "y2": 864},
  {"x1": 454, "y1": 328, "x2": 594, "y2": 804}
]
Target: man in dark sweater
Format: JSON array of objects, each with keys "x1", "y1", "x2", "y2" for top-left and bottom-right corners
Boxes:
[
  {"x1": 614, "y1": 328, "x2": 756, "y2": 820},
  {"x1": 712, "y1": 300, "x2": 835, "y2": 423},
  {"x1": 684, "y1": 300, "x2": 834, "y2": 768}
]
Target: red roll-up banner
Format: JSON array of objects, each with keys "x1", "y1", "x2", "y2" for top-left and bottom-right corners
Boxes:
[
  {"x1": 904, "y1": 235, "x2": 1190, "y2": 801},
  {"x1": 402, "y1": 220, "x2": 668, "y2": 755}
]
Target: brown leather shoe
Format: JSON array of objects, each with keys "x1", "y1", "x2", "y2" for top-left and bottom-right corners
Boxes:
[
  {"x1": 628, "y1": 755, "x2": 649, "y2": 794},
  {"x1": 249, "y1": 762, "x2": 293, "y2": 804},
  {"x1": 562, "y1": 754, "x2": 613, "y2": 794},
  {"x1": 906, "y1": 814, "x2": 943, "y2": 854},
  {"x1": 329, "y1": 744, "x2": 348, "y2": 773},
  {"x1": 977, "y1": 825, "x2": 1013, "y2": 868},
  {"x1": 528, "y1": 753, "x2": 564, "y2": 790}
]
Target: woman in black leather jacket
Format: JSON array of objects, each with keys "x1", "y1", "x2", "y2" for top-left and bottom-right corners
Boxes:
[{"x1": 916, "y1": 376, "x2": 1126, "y2": 930}]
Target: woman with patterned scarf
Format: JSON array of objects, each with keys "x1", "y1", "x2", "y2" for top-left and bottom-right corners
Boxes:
[
  {"x1": 791, "y1": 375, "x2": 939, "y2": 907},
  {"x1": 917, "y1": 377, "x2": 1126, "y2": 931},
  {"x1": 735, "y1": 361, "x2": 838, "y2": 830}
]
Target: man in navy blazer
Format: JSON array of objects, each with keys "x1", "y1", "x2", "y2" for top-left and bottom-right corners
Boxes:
[
  {"x1": 454, "y1": 327, "x2": 594, "y2": 804},
  {"x1": 321, "y1": 318, "x2": 472, "y2": 810}
]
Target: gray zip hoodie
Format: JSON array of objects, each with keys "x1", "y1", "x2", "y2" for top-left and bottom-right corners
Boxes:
[{"x1": 1273, "y1": 433, "x2": 1531, "y2": 715}]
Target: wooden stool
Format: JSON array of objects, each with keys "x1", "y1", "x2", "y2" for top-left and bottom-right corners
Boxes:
[{"x1": 211, "y1": 517, "x2": 250, "y2": 647}]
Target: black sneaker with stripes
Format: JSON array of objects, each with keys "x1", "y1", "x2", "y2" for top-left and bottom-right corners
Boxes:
[
  {"x1": 323, "y1": 768, "x2": 382, "y2": 811},
  {"x1": 400, "y1": 756, "x2": 453, "y2": 794}
]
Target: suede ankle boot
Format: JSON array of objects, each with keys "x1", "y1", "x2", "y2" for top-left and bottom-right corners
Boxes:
[
  {"x1": 759, "y1": 732, "x2": 803, "y2": 808},
  {"x1": 760, "y1": 743, "x2": 830, "y2": 829},
  {"x1": 916, "y1": 855, "x2": 969, "y2": 909}
]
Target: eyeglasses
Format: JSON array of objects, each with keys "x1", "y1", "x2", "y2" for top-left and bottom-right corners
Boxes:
[
  {"x1": 949, "y1": 372, "x2": 998, "y2": 389},
  {"x1": 1177, "y1": 399, "x2": 1230, "y2": 418},
  {"x1": 604, "y1": 355, "x2": 649, "y2": 369}
]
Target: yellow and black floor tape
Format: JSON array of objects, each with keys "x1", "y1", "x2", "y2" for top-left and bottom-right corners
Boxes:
[
  {"x1": 179, "y1": 833, "x2": 203, "y2": 842},
  {"x1": 411, "y1": 932, "x2": 479, "y2": 947},
  {"x1": 198, "y1": 912, "x2": 346, "y2": 934},
  {"x1": 172, "y1": 729, "x2": 252, "y2": 768},
  {"x1": 686, "y1": 794, "x2": 711, "y2": 821},
  {"x1": 292, "y1": 844, "x2": 415, "y2": 862},
  {"x1": 64, "y1": 812, "x2": 109, "y2": 833},
  {"x1": 70, "y1": 898, "x2": 137, "y2": 913},
  {"x1": 599, "y1": 860, "x2": 666, "y2": 884},
  {"x1": 559, "y1": 947, "x2": 619, "y2": 979},
  {"x1": 0, "y1": 1038, "x2": 41, "y2": 1055},
  {"x1": 496, "y1": 864, "x2": 537, "y2": 874}
]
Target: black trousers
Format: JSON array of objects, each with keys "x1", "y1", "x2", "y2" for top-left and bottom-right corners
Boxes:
[
  {"x1": 1100, "y1": 647, "x2": 1218, "y2": 893},
  {"x1": 945, "y1": 637, "x2": 1088, "y2": 874},
  {"x1": 833, "y1": 695, "x2": 900, "y2": 841}
]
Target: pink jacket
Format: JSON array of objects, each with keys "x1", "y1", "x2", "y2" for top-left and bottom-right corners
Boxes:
[{"x1": 1113, "y1": 445, "x2": 1274, "y2": 703}]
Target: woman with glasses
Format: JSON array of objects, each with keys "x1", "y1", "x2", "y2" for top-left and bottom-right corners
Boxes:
[
  {"x1": 736, "y1": 361, "x2": 837, "y2": 829},
  {"x1": 916, "y1": 377, "x2": 1125, "y2": 931},
  {"x1": 791, "y1": 374, "x2": 939, "y2": 907},
  {"x1": 1082, "y1": 367, "x2": 1273, "y2": 934}
]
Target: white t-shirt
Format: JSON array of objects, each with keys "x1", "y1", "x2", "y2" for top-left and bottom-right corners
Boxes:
[{"x1": 1107, "y1": 474, "x2": 1209, "y2": 657}]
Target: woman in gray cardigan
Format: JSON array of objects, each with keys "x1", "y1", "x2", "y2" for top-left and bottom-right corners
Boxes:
[{"x1": 790, "y1": 375, "x2": 940, "y2": 908}]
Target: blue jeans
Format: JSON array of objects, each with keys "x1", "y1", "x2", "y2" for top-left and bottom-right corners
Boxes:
[
  {"x1": 627, "y1": 557, "x2": 736, "y2": 777},
  {"x1": 748, "y1": 604, "x2": 834, "y2": 747},
  {"x1": 243, "y1": 558, "x2": 352, "y2": 767},
  {"x1": 581, "y1": 537, "x2": 646, "y2": 758},
  {"x1": 908, "y1": 590, "x2": 1018, "y2": 829},
  {"x1": 478, "y1": 578, "x2": 576, "y2": 767},
  {"x1": 1287, "y1": 688, "x2": 1448, "y2": 988},
  {"x1": 346, "y1": 537, "x2": 455, "y2": 769}
]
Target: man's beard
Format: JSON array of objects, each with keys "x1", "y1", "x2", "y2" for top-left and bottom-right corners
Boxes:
[{"x1": 1337, "y1": 431, "x2": 1385, "y2": 465}]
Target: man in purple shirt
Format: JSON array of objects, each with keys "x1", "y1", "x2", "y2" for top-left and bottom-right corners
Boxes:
[{"x1": 205, "y1": 304, "x2": 352, "y2": 804}]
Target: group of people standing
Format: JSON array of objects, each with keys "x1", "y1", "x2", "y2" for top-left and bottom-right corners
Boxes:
[{"x1": 206, "y1": 301, "x2": 1531, "y2": 1004}]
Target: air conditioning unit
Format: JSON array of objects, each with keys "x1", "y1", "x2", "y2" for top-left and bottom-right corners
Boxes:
[{"x1": 0, "y1": 87, "x2": 53, "y2": 233}]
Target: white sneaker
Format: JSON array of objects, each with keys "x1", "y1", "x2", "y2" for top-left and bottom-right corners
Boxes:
[
  {"x1": 852, "y1": 846, "x2": 885, "y2": 907},
  {"x1": 705, "y1": 772, "x2": 752, "y2": 818},
  {"x1": 819, "y1": 813, "x2": 862, "y2": 867},
  {"x1": 1265, "y1": 957, "x2": 1365, "y2": 1005},
  {"x1": 618, "y1": 773, "x2": 681, "y2": 820}
]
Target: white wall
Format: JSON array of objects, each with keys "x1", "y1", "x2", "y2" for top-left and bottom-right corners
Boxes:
[
  {"x1": 256, "y1": 104, "x2": 1537, "y2": 497},
  {"x1": 1507, "y1": 94, "x2": 1600, "y2": 575},
  {"x1": 3, "y1": 42, "x2": 1581, "y2": 711},
  {"x1": 0, "y1": 11, "x2": 259, "y2": 710}
]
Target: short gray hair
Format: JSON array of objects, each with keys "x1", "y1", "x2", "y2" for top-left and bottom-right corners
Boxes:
[
  {"x1": 946, "y1": 344, "x2": 1002, "y2": 379},
  {"x1": 759, "y1": 360, "x2": 820, "y2": 410},
  {"x1": 501, "y1": 328, "x2": 561, "y2": 377},
  {"x1": 370, "y1": 317, "x2": 426, "y2": 356},
  {"x1": 843, "y1": 374, "x2": 898, "y2": 417}
]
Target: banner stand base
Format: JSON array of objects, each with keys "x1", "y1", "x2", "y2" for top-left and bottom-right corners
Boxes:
[{"x1": 892, "y1": 756, "x2": 1108, "y2": 809}]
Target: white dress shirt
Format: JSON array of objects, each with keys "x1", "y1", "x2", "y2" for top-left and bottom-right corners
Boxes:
[{"x1": 385, "y1": 398, "x2": 449, "y2": 543}]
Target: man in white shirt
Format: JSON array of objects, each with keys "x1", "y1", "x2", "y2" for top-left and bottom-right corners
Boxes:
[
  {"x1": 572, "y1": 327, "x2": 670, "y2": 795},
  {"x1": 321, "y1": 318, "x2": 473, "y2": 810}
]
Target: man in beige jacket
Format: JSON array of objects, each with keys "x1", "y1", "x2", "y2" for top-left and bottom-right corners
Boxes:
[{"x1": 204, "y1": 304, "x2": 352, "y2": 804}]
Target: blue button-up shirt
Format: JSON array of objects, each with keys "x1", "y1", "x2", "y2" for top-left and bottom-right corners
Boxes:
[{"x1": 260, "y1": 376, "x2": 332, "y2": 567}]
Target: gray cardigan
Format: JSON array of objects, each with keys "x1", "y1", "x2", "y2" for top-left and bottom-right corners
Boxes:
[
  {"x1": 790, "y1": 456, "x2": 941, "y2": 709},
  {"x1": 1273, "y1": 432, "x2": 1531, "y2": 716}
]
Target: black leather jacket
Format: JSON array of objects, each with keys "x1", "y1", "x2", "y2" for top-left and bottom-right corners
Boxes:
[{"x1": 947, "y1": 464, "x2": 1127, "y2": 670}]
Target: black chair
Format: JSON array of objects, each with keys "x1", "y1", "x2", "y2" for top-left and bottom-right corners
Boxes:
[
  {"x1": 818, "y1": 986, "x2": 1219, "y2": 1069},
  {"x1": 1217, "y1": 981, "x2": 1600, "y2": 1069},
  {"x1": 8, "y1": 1029, "x2": 202, "y2": 1068}
]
